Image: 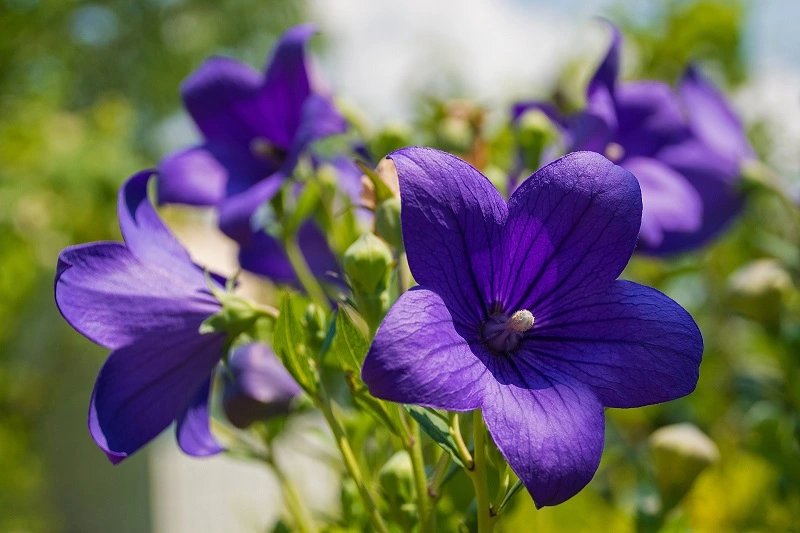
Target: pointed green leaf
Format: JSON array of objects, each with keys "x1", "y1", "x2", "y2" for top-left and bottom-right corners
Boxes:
[
  {"x1": 406, "y1": 406, "x2": 466, "y2": 468},
  {"x1": 272, "y1": 293, "x2": 319, "y2": 395}
]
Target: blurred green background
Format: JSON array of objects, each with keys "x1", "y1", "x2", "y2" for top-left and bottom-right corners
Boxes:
[{"x1": 1, "y1": 0, "x2": 798, "y2": 531}]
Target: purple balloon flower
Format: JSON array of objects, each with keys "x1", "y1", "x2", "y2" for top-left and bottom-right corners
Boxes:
[
  {"x1": 222, "y1": 343, "x2": 303, "y2": 429},
  {"x1": 157, "y1": 23, "x2": 347, "y2": 243},
  {"x1": 361, "y1": 147, "x2": 703, "y2": 507},
  {"x1": 55, "y1": 170, "x2": 227, "y2": 464},
  {"x1": 514, "y1": 24, "x2": 754, "y2": 254}
]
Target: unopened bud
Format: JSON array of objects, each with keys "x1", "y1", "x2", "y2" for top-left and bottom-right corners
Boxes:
[
  {"x1": 343, "y1": 233, "x2": 393, "y2": 296},
  {"x1": 726, "y1": 259, "x2": 792, "y2": 325},
  {"x1": 649, "y1": 423, "x2": 719, "y2": 511},
  {"x1": 374, "y1": 197, "x2": 403, "y2": 249},
  {"x1": 516, "y1": 109, "x2": 559, "y2": 171}
]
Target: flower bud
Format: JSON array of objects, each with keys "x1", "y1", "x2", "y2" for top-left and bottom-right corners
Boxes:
[
  {"x1": 374, "y1": 197, "x2": 403, "y2": 250},
  {"x1": 515, "y1": 108, "x2": 558, "y2": 171},
  {"x1": 649, "y1": 423, "x2": 719, "y2": 511},
  {"x1": 222, "y1": 343, "x2": 302, "y2": 429},
  {"x1": 343, "y1": 233, "x2": 393, "y2": 296},
  {"x1": 369, "y1": 123, "x2": 413, "y2": 161},
  {"x1": 726, "y1": 259, "x2": 792, "y2": 326}
]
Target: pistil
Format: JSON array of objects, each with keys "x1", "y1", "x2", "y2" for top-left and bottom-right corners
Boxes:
[{"x1": 481, "y1": 310, "x2": 535, "y2": 353}]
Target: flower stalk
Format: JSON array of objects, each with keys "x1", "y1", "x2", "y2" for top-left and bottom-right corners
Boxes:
[
  {"x1": 284, "y1": 234, "x2": 329, "y2": 310},
  {"x1": 469, "y1": 409, "x2": 495, "y2": 533},
  {"x1": 266, "y1": 455, "x2": 317, "y2": 533}
]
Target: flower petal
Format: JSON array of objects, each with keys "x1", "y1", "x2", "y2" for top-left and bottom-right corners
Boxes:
[
  {"x1": 157, "y1": 145, "x2": 228, "y2": 206},
  {"x1": 181, "y1": 56, "x2": 264, "y2": 146},
  {"x1": 118, "y1": 170, "x2": 198, "y2": 271},
  {"x1": 527, "y1": 280, "x2": 703, "y2": 408},
  {"x1": 55, "y1": 242, "x2": 219, "y2": 350},
  {"x1": 176, "y1": 377, "x2": 224, "y2": 457},
  {"x1": 614, "y1": 81, "x2": 686, "y2": 158},
  {"x1": 217, "y1": 171, "x2": 286, "y2": 244},
  {"x1": 482, "y1": 366, "x2": 604, "y2": 508},
  {"x1": 362, "y1": 288, "x2": 489, "y2": 411},
  {"x1": 621, "y1": 156, "x2": 703, "y2": 250},
  {"x1": 256, "y1": 24, "x2": 317, "y2": 148},
  {"x1": 588, "y1": 20, "x2": 621, "y2": 99},
  {"x1": 89, "y1": 329, "x2": 225, "y2": 463},
  {"x1": 238, "y1": 221, "x2": 339, "y2": 289},
  {"x1": 390, "y1": 147, "x2": 506, "y2": 325},
  {"x1": 679, "y1": 65, "x2": 754, "y2": 166},
  {"x1": 500, "y1": 152, "x2": 641, "y2": 315},
  {"x1": 652, "y1": 139, "x2": 743, "y2": 253}
]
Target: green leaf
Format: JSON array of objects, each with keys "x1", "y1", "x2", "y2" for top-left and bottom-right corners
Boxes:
[
  {"x1": 284, "y1": 180, "x2": 321, "y2": 236},
  {"x1": 498, "y1": 480, "x2": 524, "y2": 513},
  {"x1": 406, "y1": 406, "x2": 466, "y2": 468},
  {"x1": 272, "y1": 292, "x2": 319, "y2": 395},
  {"x1": 329, "y1": 309, "x2": 405, "y2": 436}
]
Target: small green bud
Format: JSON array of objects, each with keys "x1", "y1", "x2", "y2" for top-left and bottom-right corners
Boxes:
[
  {"x1": 303, "y1": 303, "x2": 328, "y2": 354},
  {"x1": 438, "y1": 116, "x2": 473, "y2": 152},
  {"x1": 374, "y1": 197, "x2": 403, "y2": 249},
  {"x1": 726, "y1": 259, "x2": 792, "y2": 326},
  {"x1": 649, "y1": 423, "x2": 719, "y2": 511},
  {"x1": 369, "y1": 123, "x2": 413, "y2": 161},
  {"x1": 516, "y1": 108, "x2": 558, "y2": 171},
  {"x1": 343, "y1": 233, "x2": 394, "y2": 296}
]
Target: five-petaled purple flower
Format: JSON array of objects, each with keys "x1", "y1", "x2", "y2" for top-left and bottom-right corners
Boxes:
[
  {"x1": 222, "y1": 343, "x2": 303, "y2": 429},
  {"x1": 361, "y1": 147, "x2": 703, "y2": 507},
  {"x1": 514, "y1": 23, "x2": 754, "y2": 254},
  {"x1": 55, "y1": 171, "x2": 227, "y2": 463},
  {"x1": 157, "y1": 23, "x2": 347, "y2": 244}
]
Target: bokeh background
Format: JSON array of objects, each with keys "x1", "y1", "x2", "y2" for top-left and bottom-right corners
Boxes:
[{"x1": 1, "y1": 0, "x2": 799, "y2": 531}]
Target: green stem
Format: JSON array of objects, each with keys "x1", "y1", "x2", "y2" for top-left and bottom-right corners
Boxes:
[
  {"x1": 317, "y1": 394, "x2": 389, "y2": 533},
  {"x1": 428, "y1": 451, "x2": 451, "y2": 501},
  {"x1": 406, "y1": 417, "x2": 432, "y2": 531},
  {"x1": 398, "y1": 251, "x2": 412, "y2": 293},
  {"x1": 284, "y1": 235, "x2": 329, "y2": 309},
  {"x1": 268, "y1": 456, "x2": 317, "y2": 533},
  {"x1": 449, "y1": 413, "x2": 474, "y2": 469},
  {"x1": 469, "y1": 409, "x2": 495, "y2": 533}
]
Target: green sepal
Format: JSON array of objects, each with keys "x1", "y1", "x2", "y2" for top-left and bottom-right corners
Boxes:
[{"x1": 357, "y1": 160, "x2": 395, "y2": 204}]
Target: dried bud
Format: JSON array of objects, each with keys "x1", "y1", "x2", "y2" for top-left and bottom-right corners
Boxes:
[
  {"x1": 649, "y1": 423, "x2": 719, "y2": 511},
  {"x1": 222, "y1": 343, "x2": 302, "y2": 429}
]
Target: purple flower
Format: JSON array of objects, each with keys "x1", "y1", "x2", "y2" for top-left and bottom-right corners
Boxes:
[
  {"x1": 514, "y1": 24, "x2": 754, "y2": 254},
  {"x1": 361, "y1": 148, "x2": 703, "y2": 507},
  {"x1": 55, "y1": 170, "x2": 227, "y2": 463},
  {"x1": 157, "y1": 24, "x2": 347, "y2": 244},
  {"x1": 222, "y1": 343, "x2": 303, "y2": 428}
]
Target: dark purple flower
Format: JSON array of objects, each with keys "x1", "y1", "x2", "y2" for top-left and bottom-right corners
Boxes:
[
  {"x1": 222, "y1": 343, "x2": 303, "y2": 428},
  {"x1": 55, "y1": 170, "x2": 227, "y2": 463},
  {"x1": 238, "y1": 220, "x2": 340, "y2": 290},
  {"x1": 157, "y1": 24, "x2": 347, "y2": 244},
  {"x1": 514, "y1": 23, "x2": 754, "y2": 254},
  {"x1": 361, "y1": 148, "x2": 703, "y2": 507}
]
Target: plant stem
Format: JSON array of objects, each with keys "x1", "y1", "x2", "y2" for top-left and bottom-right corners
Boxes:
[
  {"x1": 449, "y1": 413, "x2": 474, "y2": 469},
  {"x1": 267, "y1": 456, "x2": 317, "y2": 533},
  {"x1": 469, "y1": 409, "x2": 494, "y2": 533},
  {"x1": 406, "y1": 416, "x2": 432, "y2": 532},
  {"x1": 284, "y1": 235, "x2": 329, "y2": 309},
  {"x1": 428, "y1": 451, "x2": 451, "y2": 501},
  {"x1": 317, "y1": 393, "x2": 389, "y2": 533}
]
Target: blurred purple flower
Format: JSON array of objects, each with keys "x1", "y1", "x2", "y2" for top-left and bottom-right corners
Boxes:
[
  {"x1": 238, "y1": 220, "x2": 340, "y2": 290},
  {"x1": 222, "y1": 343, "x2": 303, "y2": 428},
  {"x1": 157, "y1": 24, "x2": 347, "y2": 243},
  {"x1": 55, "y1": 171, "x2": 226, "y2": 464},
  {"x1": 514, "y1": 24, "x2": 754, "y2": 254},
  {"x1": 361, "y1": 147, "x2": 703, "y2": 507}
]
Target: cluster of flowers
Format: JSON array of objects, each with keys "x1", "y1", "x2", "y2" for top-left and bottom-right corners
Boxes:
[{"x1": 55, "y1": 20, "x2": 753, "y2": 529}]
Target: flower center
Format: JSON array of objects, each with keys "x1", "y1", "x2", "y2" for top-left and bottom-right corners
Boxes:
[
  {"x1": 250, "y1": 137, "x2": 281, "y2": 160},
  {"x1": 481, "y1": 310, "x2": 535, "y2": 353},
  {"x1": 605, "y1": 142, "x2": 625, "y2": 163}
]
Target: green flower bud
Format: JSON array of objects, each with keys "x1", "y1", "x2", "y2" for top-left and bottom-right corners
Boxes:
[
  {"x1": 726, "y1": 259, "x2": 792, "y2": 326},
  {"x1": 343, "y1": 233, "x2": 394, "y2": 296},
  {"x1": 370, "y1": 123, "x2": 413, "y2": 161},
  {"x1": 649, "y1": 423, "x2": 719, "y2": 511},
  {"x1": 516, "y1": 108, "x2": 559, "y2": 171},
  {"x1": 374, "y1": 197, "x2": 403, "y2": 250},
  {"x1": 303, "y1": 303, "x2": 328, "y2": 354}
]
